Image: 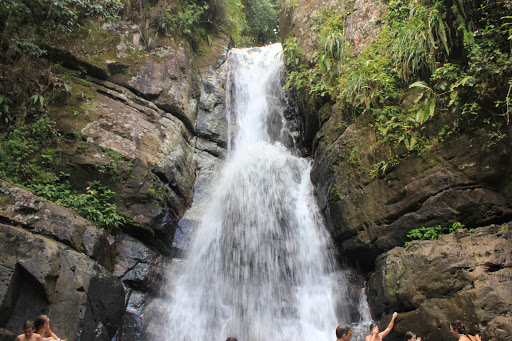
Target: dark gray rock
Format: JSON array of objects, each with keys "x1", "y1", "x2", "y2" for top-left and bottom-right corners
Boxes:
[{"x1": 0, "y1": 225, "x2": 125, "y2": 341}]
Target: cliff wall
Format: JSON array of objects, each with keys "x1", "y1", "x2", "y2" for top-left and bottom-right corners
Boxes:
[{"x1": 280, "y1": 0, "x2": 512, "y2": 339}]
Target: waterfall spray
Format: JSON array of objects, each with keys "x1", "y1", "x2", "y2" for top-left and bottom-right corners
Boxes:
[{"x1": 155, "y1": 44, "x2": 370, "y2": 341}]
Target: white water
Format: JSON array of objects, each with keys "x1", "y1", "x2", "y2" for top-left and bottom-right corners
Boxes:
[{"x1": 158, "y1": 44, "x2": 369, "y2": 341}]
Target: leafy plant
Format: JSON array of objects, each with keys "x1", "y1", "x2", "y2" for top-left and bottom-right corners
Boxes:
[
  {"x1": 404, "y1": 222, "x2": 470, "y2": 246},
  {"x1": 164, "y1": 1, "x2": 209, "y2": 40},
  {"x1": 0, "y1": 0, "x2": 122, "y2": 62},
  {"x1": 329, "y1": 183, "x2": 344, "y2": 204},
  {"x1": 30, "y1": 175, "x2": 126, "y2": 233}
]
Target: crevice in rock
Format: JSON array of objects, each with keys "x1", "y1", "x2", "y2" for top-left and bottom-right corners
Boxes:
[
  {"x1": 379, "y1": 182, "x2": 485, "y2": 225},
  {"x1": 484, "y1": 263, "x2": 505, "y2": 272},
  {"x1": 45, "y1": 46, "x2": 109, "y2": 80}
]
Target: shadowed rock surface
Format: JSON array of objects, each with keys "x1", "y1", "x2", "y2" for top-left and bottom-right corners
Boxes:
[{"x1": 0, "y1": 182, "x2": 124, "y2": 340}]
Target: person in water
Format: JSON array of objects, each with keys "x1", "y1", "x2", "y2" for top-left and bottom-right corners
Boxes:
[
  {"x1": 336, "y1": 324, "x2": 352, "y2": 341},
  {"x1": 450, "y1": 320, "x2": 482, "y2": 341},
  {"x1": 15, "y1": 321, "x2": 43, "y2": 341},
  {"x1": 34, "y1": 315, "x2": 66, "y2": 341},
  {"x1": 404, "y1": 331, "x2": 421, "y2": 341},
  {"x1": 226, "y1": 338, "x2": 238, "y2": 341},
  {"x1": 366, "y1": 312, "x2": 398, "y2": 341}
]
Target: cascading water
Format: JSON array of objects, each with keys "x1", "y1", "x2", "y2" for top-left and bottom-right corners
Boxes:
[{"x1": 157, "y1": 44, "x2": 370, "y2": 341}]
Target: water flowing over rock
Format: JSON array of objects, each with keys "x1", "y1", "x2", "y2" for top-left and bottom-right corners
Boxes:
[{"x1": 146, "y1": 44, "x2": 370, "y2": 341}]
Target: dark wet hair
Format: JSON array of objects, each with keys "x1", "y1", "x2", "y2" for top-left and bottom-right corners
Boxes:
[
  {"x1": 23, "y1": 321, "x2": 34, "y2": 330},
  {"x1": 451, "y1": 320, "x2": 467, "y2": 335},
  {"x1": 404, "y1": 331, "x2": 416, "y2": 341},
  {"x1": 370, "y1": 322, "x2": 378, "y2": 332},
  {"x1": 336, "y1": 324, "x2": 351, "y2": 338},
  {"x1": 34, "y1": 315, "x2": 49, "y2": 332},
  {"x1": 226, "y1": 337, "x2": 238, "y2": 341}
]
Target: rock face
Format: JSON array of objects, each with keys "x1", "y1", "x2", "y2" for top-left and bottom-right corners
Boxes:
[
  {"x1": 0, "y1": 181, "x2": 125, "y2": 341},
  {"x1": 0, "y1": 16, "x2": 233, "y2": 340},
  {"x1": 110, "y1": 234, "x2": 166, "y2": 341},
  {"x1": 48, "y1": 20, "x2": 201, "y2": 247},
  {"x1": 280, "y1": 0, "x2": 512, "y2": 339},
  {"x1": 311, "y1": 121, "x2": 512, "y2": 269},
  {"x1": 368, "y1": 225, "x2": 512, "y2": 341}
]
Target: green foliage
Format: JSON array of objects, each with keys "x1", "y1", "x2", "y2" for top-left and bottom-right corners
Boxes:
[
  {"x1": 164, "y1": 1, "x2": 209, "y2": 40},
  {"x1": 404, "y1": 222, "x2": 470, "y2": 246},
  {"x1": 240, "y1": 0, "x2": 280, "y2": 45},
  {"x1": 0, "y1": 117, "x2": 60, "y2": 184},
  {"x1": 139, "y1": 0, "x2": 274, "y2": 48},
  {"x1": 369, "y1": 155, "x2": 400, "y2": 179},
  {"x1": 284, "y1": 0, "x2": 512, "y2": 171},
  {"x1": 30, "y1": 175, "x2": 125, "y2": 233},
  {"x1": 97, "y1": 147, "x2": 133, "y2": 182},
  {"x1": 0, "y1": 0, "x2": 122, "y2": 60},
  {"x1": 0, "y1": 95, "x2": 13, "y2": 123},
  {"x1": 146, "y1": 186, "x2": 163, "y2": 200},
  {"x1": 329, "y1": 183, "x2": 344, "y2": 204}
]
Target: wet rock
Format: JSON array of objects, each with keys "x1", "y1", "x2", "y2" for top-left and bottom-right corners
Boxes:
[
  {"x1": 111, "y1": 234, "x2": 165, "y2": 292},
  {"x1": 194, "y1": 61, "x2": 229, "y2": 147},
  {"x1": 110, "y1": 233, "x2": 167, "y2": 340}
]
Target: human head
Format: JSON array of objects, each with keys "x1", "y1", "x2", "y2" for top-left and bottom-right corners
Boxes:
[
  {"x1": 450, "y1": 320, "x2": 467, "y2": 337},
  {"x1": 336, "y1": 324, "x2": 352, "y2": 340},
  {"x1": 23, "y1": 321, "x2": 34, "y2": 337},
  {"x1": 370, "y1": 322, "x2": 379, "y2": 334},
  {"x1": 34, "y1": 315, "x2": 49, "y2": 332},
  {"x1": 404, "y1": 331, "x2": 417, "y2": 341},
  {"x1": 226, "y1": 337, "x2": 238, "y2": 341}
]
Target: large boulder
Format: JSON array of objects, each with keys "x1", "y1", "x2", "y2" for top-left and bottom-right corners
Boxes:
[
  {"x1": 0, "y1": 180, "x2": 113, "y2": 269},
  {"x1": 0, "y1": 181, "x2": 125, "y2": 340},
  {"x1": 0, "y1": 225, "x2": 124, "y2": 341},
  {"x1": 367, "y1": 225, "x2": 512, "y2": 341},
  {"x1": 50, "y1": 75, "x2": 196, "y2": 245}
]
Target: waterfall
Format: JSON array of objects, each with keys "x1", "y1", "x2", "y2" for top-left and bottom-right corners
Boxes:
[{"x1": 155, "y1": 44, "x2": 370, "y2": 341}]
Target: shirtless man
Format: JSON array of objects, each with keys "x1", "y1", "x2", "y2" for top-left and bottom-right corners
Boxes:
[
  {"x1": 366, "y1": 312, "x2": 398, "y2": 341},
  {"x1": 34, "y1": 315, "x2": 66, "y2": 341},
  {"x1": 15, "y1": 321, "x2": 43, "y2": 341},
  {"x1": 336, "y1": 324, "x2": 352, "y2": 341}
]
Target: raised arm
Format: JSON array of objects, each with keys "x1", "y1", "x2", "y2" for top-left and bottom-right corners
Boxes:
[
  {"x1": 45, "y1": 324, "x2": 59, "y2": 340},
  {"x1": 379, "y1": 312, "x2": 398, "y2": 339}
]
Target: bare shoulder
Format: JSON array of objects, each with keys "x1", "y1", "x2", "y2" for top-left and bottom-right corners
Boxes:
[{"x1": 34, "y1": 335, "x2": 44, "y2": 341}]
